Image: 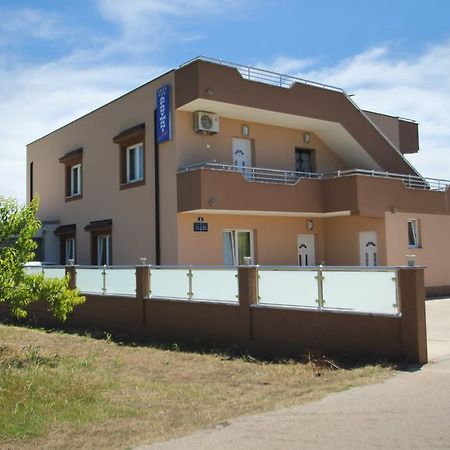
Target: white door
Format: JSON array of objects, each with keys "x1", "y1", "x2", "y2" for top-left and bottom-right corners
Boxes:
[
  {"x1": 232, "y1": 138, "x2": 252, "y2": 172},
  {"x1": 297, "y1": 234, "x2": 316, "y2": 266},
  {"x1": 359, "y1": 231, "x2": 378, "y2": 266}
]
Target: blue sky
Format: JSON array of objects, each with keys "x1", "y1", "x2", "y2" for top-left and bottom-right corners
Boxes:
[{"x1": 1, "y1": 0, "x2": 450, "y2": 201}]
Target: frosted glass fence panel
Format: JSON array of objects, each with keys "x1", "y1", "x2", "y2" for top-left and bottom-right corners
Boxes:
[
  {"x1": 191, "y1": 269, "x2": 238, "y2": 302},
  {"x1": 105, "y1": 268, "x2": 135, "y2": 296},
  {"x1": 150, "y1": 269, "x2": 189, "y2": 299},
  {"x1": 258, "y1": 270, "x2": 318, "y2": 308},
  {"x1": 77, "y1": 268, "x2": 104, "y2": 294},
  {"x1": 322, "y1": 270, "x2": 398, "y2": 315},
  {"x1": 43, "y1": 267, "x2": 66, "y2": 279},
  {"x1": 24, "y1": 266, "x2": 44, "y2": 275}
]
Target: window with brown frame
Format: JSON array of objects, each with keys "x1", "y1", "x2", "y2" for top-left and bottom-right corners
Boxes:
[
  {"x1": 59, "y1": 148, "x2": 83, "y2": 201},
  {"x1": 54, "y1": 224, "x2": 76, "y2": 264},
  {"x1": 113, "y1": 123, "x2": 146, "y2": 189},
  {"x1": 85, "y1": 219, "x2": 112, "y2": 265}
]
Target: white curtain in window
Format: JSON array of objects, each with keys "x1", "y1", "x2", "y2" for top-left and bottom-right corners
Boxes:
[
  {"x1": 65, "y1": 238, "x2": 75, "y2": 264},
  {"x1": 97, "y1": 235, "x2": 110, "y2": 265}
]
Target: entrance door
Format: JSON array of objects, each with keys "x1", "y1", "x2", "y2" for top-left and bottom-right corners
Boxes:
[
  {"x1": 232, "y1": 138, "x2": 252, "y2": 175},
  {"x1": 297, "y1": 234, "x2": 315, "y2": 266},
  {"x1": 359, "y1": 231, "x2": 378, "y2": 266}
]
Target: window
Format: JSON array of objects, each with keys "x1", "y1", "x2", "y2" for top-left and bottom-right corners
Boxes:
[
  {"x1": 113, "y1": 123, "x2": 146, "y2": 189},
  {"x1": 59, "y1": 148, "x2": 83, "y2": 201},
  {"x1": 408, "y1": 219, "x2": 421, "y2": 248},
  {"x1": 85, "y1": 219, "x2": 112, "y2": 265},
  {"x1": 29, "y1": 162, "x2": 33, "y2": 201},
  {"x1": 70, "y1": 164, "x2": 81, "y2": 196},
  {"x1": 223, "y1": 230, "x2": 254, "y2": 266},
  {"x1": 54, "y1": 224, "x2": 76, "y2": 265},
  {"x1": 126, "y1": 143, "x2": 144, "y2": 183},
  {"x1": 295, "y1": 148, "x2": 315, "y2": 173},
  {"x1": 97, "y1": 235, "x2": 111, "y2": 266},
  {"x1": 65, "y1": 238, "x2": 76, "y2": 264}
]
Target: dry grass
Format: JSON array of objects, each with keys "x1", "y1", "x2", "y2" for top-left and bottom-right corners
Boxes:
[{"x1": 0, "y1": 323, "x2": 393, "y2": 450}]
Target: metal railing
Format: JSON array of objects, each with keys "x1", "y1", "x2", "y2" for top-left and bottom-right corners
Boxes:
[
  {"x1": 179, "y1": 162, "x2": 450, "y2": 191},
  {"x1": 180, "y1": 161, "x2": 319, "y2": 185},
  {"x1": 180, "y1": 56, "x2": 345, "y2": 93}
]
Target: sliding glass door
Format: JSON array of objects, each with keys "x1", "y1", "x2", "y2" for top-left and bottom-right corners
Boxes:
[{"x1": 223, "y1": 230, "x2": 254, "y2": 266}]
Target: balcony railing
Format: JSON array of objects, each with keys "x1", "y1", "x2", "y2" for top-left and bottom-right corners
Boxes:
[
  {"x1": 180, "y1": 56, "x2": 345, "y2": 93},
  {"x1": 179, "y1": 162, "x2": 450, "y2": 192}
]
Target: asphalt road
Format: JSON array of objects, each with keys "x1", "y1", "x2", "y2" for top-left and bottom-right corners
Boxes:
[{"x1": 136, "y1": 299, "x2": 450, "y2": 450}]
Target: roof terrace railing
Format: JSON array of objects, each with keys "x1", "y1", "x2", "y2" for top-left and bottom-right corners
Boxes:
[
  {"x1": 180, "y1": 56, "x2": 345, "y2": 93},
  {"x1": 179, "y1": 162, "x2": 450, "y2": 192}
]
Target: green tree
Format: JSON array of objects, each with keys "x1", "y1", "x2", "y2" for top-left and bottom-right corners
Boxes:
[{"x1": 0, "y1": 196, "x2": 85, "y2": 321}]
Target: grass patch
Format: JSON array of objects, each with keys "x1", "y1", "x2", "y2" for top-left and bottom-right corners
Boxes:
[
  {"x1": 0, "y1": 323, "x2": 394, "y2": 450},
  {"x1": 0, "y1": 344, "x2": 121, "y2": 441}
]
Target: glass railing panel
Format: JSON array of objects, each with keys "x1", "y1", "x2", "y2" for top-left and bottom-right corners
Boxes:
[
  {"x1": 258, "y1": 269, "x2": 318, "y2": 308},
  {"x1": 150, "y1": 268, "x2": 189, "y2": 299},
  {"x1": 24, "y1": 265, "x2": 44, "y2": 275},
  {"x1": 43, "y1": 267, "x2": 66, "y2": 279},
  {"x1": 105, "y1": 268, "x2": 136, "y2": 296},
  {"x1": 77, "y1": 268, "x2": 104, "y2": 294},
  {"x1": 322, "y1": 270, "x2": 398, "y2": 315},
  {"x1": 191, "y1": 269, "x2": 238, "y2": 302}
]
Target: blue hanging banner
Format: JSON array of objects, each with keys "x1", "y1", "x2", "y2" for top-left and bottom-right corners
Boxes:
[{"x1": 156, "y1": 84, "x2": 171, "y2": 143}]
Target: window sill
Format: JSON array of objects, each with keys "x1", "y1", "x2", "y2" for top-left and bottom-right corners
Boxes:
[
  {"x1": 65, "y1": 194, "x2": 82, "y2": 202},
  {"x1": 120, "y1": 179, "x2": 145, "y2": 190}
]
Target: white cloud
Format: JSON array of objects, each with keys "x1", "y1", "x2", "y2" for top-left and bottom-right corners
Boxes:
[
  {"x1": 0, "y1": 8, "x2": 63, "y2": 43},
  {"x1": 0, "y1": 0, "x2": 248, "y2": 202},
  {"x1": 256, "y1": 56, "x2": 316, "y2": 75},
  {"x1": 94, "y1": 0, "x2": 247, "y2": 56},
  {"x1": 97, "y1": 0, "x2": 241, "y2": 23},
  {"x1": 0, "y1": 59, "x2": 165, "y2": 202},
  {"x1": 263, "y1": 43, "x2": 450, "y2": 179}
]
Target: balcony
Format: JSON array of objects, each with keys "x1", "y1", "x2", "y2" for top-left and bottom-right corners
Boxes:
[{"x1": 177, "y1": 163, "x2": 450, "y2": 217}]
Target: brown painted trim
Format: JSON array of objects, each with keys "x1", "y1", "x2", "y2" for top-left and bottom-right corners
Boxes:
[
  {"x1": 54, "y1": 224, "x2": 76, "y2": 236},
  {"x1": 61, "y1": 150, "x2": 83, "y2": 199},
  {"x1": 59, "y1": 235, "x2": 76, "y2": 265},
  {"x1": 59, "y1": 147, "x2": 83, "y2": 164},
  {"x1": 175, "y1": 60, "x2": 417, "y2": 175},
  {"x1": 85, "y1": 220, "x2": 113, "y2": 265},
  {"x1": 425, "y1": 285, "x2": 450, "y2": 298},
  {"x1": 120, "y1": 179, "x2": 146, "y2": 190},
  {"x1": 113, "y1": 123, "x2": 145, "y2": 144},
  {"x1": 65, "y1": 193, "x2": 83, "y2": 202},
  {"x1": 84, "y1": 219, "x2": 112, "y2": 232},
  {"x1": 113, "y1": 124, "x2": 146, "y2": 189}
]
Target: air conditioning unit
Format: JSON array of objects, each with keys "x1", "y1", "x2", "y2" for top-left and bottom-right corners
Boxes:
[{"x1": 193, "y1": 111, "x2": 220, "y2": 134}]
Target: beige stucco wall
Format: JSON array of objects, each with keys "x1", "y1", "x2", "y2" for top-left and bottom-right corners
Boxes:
[
  {"x1": 323, "y1": 216, "x2": 387, "y2": 266},
  {"x1": 385, "y1": 212, "x2": 450, "y2": 287},
  {"x1": 177, "y1": 213, "x2": 389, "y2": 268},
  {"x1": 174, "y1": 111, "x2": 347, "y2": 173},
  {"x1": 27, "y1": 71, "x2": 175, "y2": 265},
  {"x1": 177, "y1": 213, "x2": 325, "y2": 266}
]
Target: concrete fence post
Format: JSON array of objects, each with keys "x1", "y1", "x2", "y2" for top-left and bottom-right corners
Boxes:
[
  {"x1": 65, "y1": 265, "x2": 77, "y2": 290},
  {"x1": 238, "y1": 266, "x2": 258, "y2": 343},
  {"x1": 397, "y1": 267, "x2": 428, "y2": 364},
  {"x1": 136, "y1": 265, "x2": 150, "y2": 327}
]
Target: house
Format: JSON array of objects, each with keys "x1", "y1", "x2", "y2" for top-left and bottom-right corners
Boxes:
[{"x1": 27, "y1": 56, "x2": 450, "y2": 295}]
